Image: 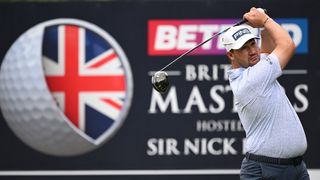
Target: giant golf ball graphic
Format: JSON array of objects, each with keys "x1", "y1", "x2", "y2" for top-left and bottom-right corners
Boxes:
[{"x1": 0, "y1": 19, "x2": 133, "y2": 156}]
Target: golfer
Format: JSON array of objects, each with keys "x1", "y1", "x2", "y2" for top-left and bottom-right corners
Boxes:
[{"x1": 222, "y1": 7, "x2": 309, "y2": 179}]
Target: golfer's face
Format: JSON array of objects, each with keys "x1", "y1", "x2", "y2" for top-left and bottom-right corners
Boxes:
[{"x1": 233, "y1": 39, "x2": 260, "y2": 68}]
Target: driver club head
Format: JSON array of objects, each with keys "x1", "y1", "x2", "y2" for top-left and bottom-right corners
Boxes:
[{"x1": 151, "y1": 71, "x2": 169, "y2": 94}]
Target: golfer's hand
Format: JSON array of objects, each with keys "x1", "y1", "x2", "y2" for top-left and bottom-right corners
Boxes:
[{"x1": 244, "y1": 7, "x2": 269, "y2": 28}]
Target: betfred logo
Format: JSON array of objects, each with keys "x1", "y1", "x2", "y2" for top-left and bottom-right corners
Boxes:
[
  {"x1": 148, "y1": 20, "x2": 235, "y2": 55},
  {"x1": 148, "y1": 19, "x2": 308, "y2": 55}
]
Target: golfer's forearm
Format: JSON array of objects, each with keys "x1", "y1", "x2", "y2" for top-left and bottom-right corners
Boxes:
[
  {"x1": 263, "y1": 18, "x2": 295, "y2": 69},
  {"x1": 260, "y1": 28, "x2": 275, "y2": 54},
  {"x1": 264, "y1": 18, "x2": 292, "y2": 50}
]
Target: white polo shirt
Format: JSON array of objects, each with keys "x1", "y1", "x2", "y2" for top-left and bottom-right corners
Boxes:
[{"x1": 227, "y1": 53, "x2": 307, "y2": 158}]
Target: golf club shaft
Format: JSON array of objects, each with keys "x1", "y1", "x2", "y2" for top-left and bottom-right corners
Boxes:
[{"x1": 159, "y1": 19, "x2": 248, "y2": 72}]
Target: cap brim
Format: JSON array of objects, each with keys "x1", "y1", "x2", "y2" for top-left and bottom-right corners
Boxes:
[{"x1": 231, "y1": 34, "x2": 260, "y2": 50}]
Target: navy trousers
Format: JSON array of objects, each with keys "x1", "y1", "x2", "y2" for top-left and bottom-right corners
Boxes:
[{"x1": 240, "y1": 157, "x2": 310, "y2": 180}]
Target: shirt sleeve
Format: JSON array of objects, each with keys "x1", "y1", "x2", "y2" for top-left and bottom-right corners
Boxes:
[{"x1": 245, "y1": 53, "x2": 282, "y2": 95}]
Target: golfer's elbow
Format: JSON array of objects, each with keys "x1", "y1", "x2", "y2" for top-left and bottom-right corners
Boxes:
[
  {"x1": 277, "y1": 38, "x2": 295, "y2": 69},
  {"x1": 284, "y1": 37, "x2": 295, "y2": 56}
]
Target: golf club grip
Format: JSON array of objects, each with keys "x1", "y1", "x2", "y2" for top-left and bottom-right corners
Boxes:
[
  {"x1": 235, "y1": 8, "x2": 267, "y2": 27},
  {"x1": 234, "y1": 19, "x2": 248, "y2": 26}
]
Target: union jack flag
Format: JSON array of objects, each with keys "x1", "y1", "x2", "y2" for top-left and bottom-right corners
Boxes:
[{"x1": 43, "y1": 24, "x2": 126, "y2": 140}]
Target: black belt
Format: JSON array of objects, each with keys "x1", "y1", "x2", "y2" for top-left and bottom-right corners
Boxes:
[{"x1": 245, "y1": 153, "x2": 303, "y2": 166}]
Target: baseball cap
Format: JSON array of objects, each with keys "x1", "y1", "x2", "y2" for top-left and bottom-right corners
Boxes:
[{"x1": 221, "y1": 25, "x2": 259, "y2": 52}]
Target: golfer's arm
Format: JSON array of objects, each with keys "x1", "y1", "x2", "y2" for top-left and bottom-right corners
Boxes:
[
  {"x1": 263, "y1": 18, "x2": 295, "y2": 69},
  {"x1": 260, "y1": 28, "x2": 275, "y2": 54}
]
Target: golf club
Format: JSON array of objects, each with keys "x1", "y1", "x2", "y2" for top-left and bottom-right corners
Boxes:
[{"x1": 151, "y1": 8, "x2": 266, "y2": 94}]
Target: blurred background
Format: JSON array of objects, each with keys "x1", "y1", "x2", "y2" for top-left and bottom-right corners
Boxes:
[{"x1": 0, "y1": 0, "x2": 319, "y2": 179}]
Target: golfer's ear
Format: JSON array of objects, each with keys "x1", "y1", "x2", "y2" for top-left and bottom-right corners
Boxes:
[{"x1": 227, "y1": 51, "x2": 234, "y2": 61}]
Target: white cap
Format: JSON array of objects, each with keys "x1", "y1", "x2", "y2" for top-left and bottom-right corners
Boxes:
[{"x1": 221, "y1": 25, "x2": 259, "y2": 52}]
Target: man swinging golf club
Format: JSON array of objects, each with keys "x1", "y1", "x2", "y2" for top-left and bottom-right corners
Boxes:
[{"x1": 222, "y1": 7, "x2": 309, "y2": 179}]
